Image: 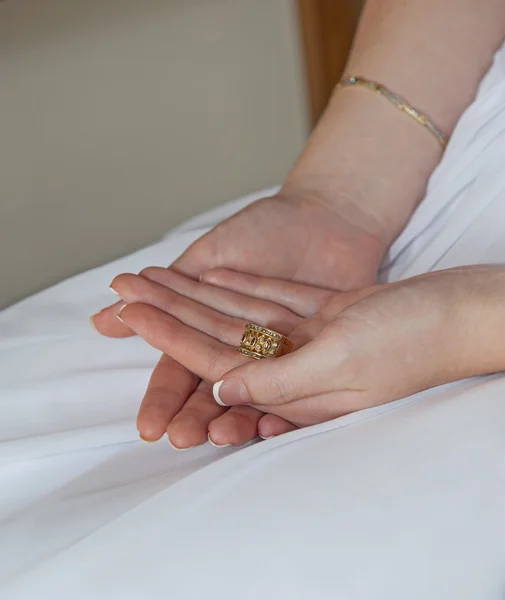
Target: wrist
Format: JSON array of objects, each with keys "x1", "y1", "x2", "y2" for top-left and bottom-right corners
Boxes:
[
  {"x1": 456, "y1": 266, "x2": 505, "y2": 377},
  {"x1": 413, "y1": 267, "x2": 505, "y2": 383},
  {"x1": 283, "y1": 86, "x2": 444, "y2": 248}
]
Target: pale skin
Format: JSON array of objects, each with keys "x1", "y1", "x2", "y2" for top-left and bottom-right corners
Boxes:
[
  {"x1": 110, "y1": 265, "x2": 505, "y2": 437},
  {"x1": 91, "y1": 0, "x2": 505, "y2": 447}
]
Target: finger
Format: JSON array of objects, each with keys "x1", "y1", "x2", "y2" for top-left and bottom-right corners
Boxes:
[
  {"x1": 212, "y1": 330, "x2": 346, "y2": 407},
  {"x1": 257, "y1": 414, "x2": 298, "y2": 439},
  {"x1": 118, "y1": 303, "x2": 246, "y2": 382},
  {"x1": 208, "y1": 406, "x2": 262, "y2": 447},
  {"x1": 111, "y1": 273, "x2": 252, "y2": 346},
  {"x1": 167, "y1": 380, "x2": 226, "y2": 450},
  {"x1": 201, "y1": 268, "x2": 334, "y2": 317},
  {"x1": 90, "y1": 300, "x2": 136, "y2": 338},
  {"x1": 133, "y1": 267, "x2": 302, "y2": 332},
  {"x1": 90, "y1": 215, "x2": 218, "y2": 334},
  {"x1": 137, "y1": 354, "x2": 200, "y2": 442}
]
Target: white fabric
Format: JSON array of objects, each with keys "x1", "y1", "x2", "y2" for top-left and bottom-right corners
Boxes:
[{"x1": 2, "y1": 46, "x2": 505, "y2": 599}]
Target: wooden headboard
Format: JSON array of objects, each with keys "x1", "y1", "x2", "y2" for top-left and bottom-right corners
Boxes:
[{"x1": 298, "y1": 0, "x2": 364, "y2": 125}]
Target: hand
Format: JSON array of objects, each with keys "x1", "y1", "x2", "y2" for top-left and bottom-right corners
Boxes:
[
  {"x1": 91, "y1": 188, "x2": 387, "y2": 448},
  {"x1": 108, "y1": 267, "x2": 342, "y2": 447},
  {"x1": 108, "y1": 267, "x2": 376, "y2": 442},
  {"x1": 92, "y1": 188, "x2": 386, "y2": 338},
  {"x1": 114, "y1": 266, "x2": 499, "y2": 430}
]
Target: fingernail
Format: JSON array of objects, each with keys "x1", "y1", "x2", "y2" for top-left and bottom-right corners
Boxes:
[
  {"x1": 115, "y1": 303, "x2": 127, "y2": 322},
  {"x1": 213, "y1": 379, "x2": 251, "y2": 406},
  {"x1": 208, "y1": 433, "x2": 232, "y2": 448},
  {"x1": 198, "y1": 274, "x2": 203, "y2": 282},
  {"x1": 89, "y1": 315, "x2": 99, "y2": 333},
  {"x1": 139, "y1": 435, "x2": 157, "y2": 444},
  {"x1": 168, "y1": 438, "x2": 194, "y2": 452},
  {"x1": 109, "y1": 285, "x2": 120, "y2": 296},
  {"x1": 259, "y1": 434, "x2": 275, "y2": 440},
  {"x1": 212, "y1": 381, "x2": 228, "y2": 406}
]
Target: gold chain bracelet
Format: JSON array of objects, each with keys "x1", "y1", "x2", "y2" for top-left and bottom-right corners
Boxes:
[{"x1": 336, "y1": 76, "x2": 448, "y2": 150}]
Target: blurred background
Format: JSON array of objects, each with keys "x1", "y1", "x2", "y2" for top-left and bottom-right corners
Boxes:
[{"x1": 0, "y1": 0, "x2": 362, "y2": 308}]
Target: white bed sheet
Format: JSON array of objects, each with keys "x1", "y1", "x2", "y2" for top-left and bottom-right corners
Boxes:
[{"x1": 1, "y1": 47, "x2": 505, "y2": 600}]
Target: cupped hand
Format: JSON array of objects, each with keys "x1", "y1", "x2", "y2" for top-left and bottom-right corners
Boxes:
[
  {"x1": 109, "y1": 267, "x2": 376, "y2": 445},
  {"x1": 108, "y1": 267, "x2": 339, "y2": 448},
  {"x1": 115, "y1": 267, "x2": 486, "y2": 432},
  {"x1": 90, "y1": 188, "x2": 387, "y2": 449}
]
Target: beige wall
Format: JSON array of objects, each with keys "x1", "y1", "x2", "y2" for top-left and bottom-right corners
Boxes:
[{"x1": 0, "y1": 0, "x2": 308, "y2": 308}]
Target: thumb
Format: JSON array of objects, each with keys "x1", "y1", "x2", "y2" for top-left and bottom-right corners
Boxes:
[{"x1": 212, "y1": 338, "x2": 339, "y2": 408}]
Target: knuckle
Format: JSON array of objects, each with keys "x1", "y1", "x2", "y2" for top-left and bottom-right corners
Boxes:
[
  {"x1": 265, "y1": 373, "x2": 293, "y2": 404},
  {"x1": 212, "y1": 313, "x2": 235, "y2": 337},
  {"x1": 206, "y1": 346, "x2": 227, "y2": 380},
  {"x1": 165, "y1": 291, "x2": 187, "y2": 317}
]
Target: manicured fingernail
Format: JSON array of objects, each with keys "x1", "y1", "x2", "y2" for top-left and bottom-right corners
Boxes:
[
  {"x1": 115, "y1": 303, "x2": 127, "y2": 322},
  {"x1": 212, "y1": 380, "x2": 228, "y2": 406},
  {"x1": 259, "y1": 434, "x2": 275, "y2": 440},
  {"x1": 208, "y1": 433, "x2": 232, "y2": 448},
  {"x1": 89, "y1": 315, "x2": 99, "y2": 333},
  {"x1": 139, "y1": 435, "x2": 157, "y2": 444},
  {"x1": 213, "y1": 379, "x2": 251, "y2": 406},
  {"x1": 109, "y1": 285, "x2": 120, "y2": 296},
  {"x1": 168, "y1": 438, "x2": 194, "y2": 452}
]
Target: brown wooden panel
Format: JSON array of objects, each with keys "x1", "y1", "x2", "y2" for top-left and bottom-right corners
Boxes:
[{"x1": 298, "y1": 0, "x2": 363, "y2": 125}]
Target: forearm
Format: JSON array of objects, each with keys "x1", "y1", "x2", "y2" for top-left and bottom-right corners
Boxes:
[{"x1": 284, "y1": 0, "x2": 505, "y2": 248}]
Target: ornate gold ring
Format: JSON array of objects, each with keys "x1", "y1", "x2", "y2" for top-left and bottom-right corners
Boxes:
[{"x1": 237, "y1": 323, "x2": 294, "y2": 360}]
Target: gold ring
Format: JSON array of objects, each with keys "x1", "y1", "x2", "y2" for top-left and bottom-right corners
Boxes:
[{"x1": 237, "y1": 323, "x2": 294, "y2": 360}]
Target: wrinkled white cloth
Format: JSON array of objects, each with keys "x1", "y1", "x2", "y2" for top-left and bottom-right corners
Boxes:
[{"x1": 2, "y1": 46, "x2": 505, "y2": 600}]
